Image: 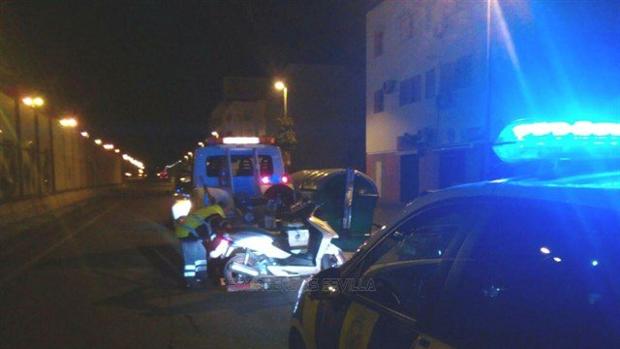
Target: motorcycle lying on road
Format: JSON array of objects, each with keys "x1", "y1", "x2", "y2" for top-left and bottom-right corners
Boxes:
[{"x1": 208, "y1": 201, "x2": 345, "y2": 286}]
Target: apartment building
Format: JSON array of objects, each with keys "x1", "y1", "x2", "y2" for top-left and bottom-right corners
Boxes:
[{"x1": 366, "y1": 0, "x2": 491, "y2": 203}]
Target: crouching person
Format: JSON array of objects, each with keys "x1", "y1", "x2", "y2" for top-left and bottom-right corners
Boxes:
[{"x1": 175, "y1": 202, "x2": 225, "y2": 288}]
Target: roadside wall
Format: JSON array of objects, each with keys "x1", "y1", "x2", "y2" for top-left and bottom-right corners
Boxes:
[{"x1": 0, "y1": 90, "x2": 122, "y2": 206}]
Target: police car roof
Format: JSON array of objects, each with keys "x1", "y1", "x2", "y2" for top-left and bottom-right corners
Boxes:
[{"x1": 403, "y1": 171, "x2": 620, "y2": 216}]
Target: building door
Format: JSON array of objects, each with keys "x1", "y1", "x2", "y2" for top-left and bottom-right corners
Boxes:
[{"x1": 400, "y1": 154, "x2": 419, "y2": 203}]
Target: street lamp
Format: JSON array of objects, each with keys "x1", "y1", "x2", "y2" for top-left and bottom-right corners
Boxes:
[
  {"x1": 274, "y1": 80, "x2": 288, "y2": 117},
  {"x1": 94, "y1": 138, "x2": 103, "y2": 145},
  {"x1": 211, "y1": 131, "x2": 219, "y2": 138},
  {"x1": 103, "y1": 144, "x2": 114, "y2": 150},
  {"x1": 22, "y1": 96, "x2": 44, "y2": 108},
  {"x1": 59, "y1": 117, "x2": 78, "y2": 128},
  {"x1": 80, "y1": 131, "x2": 90, "y2": 138},
  {"x1": 22, "y1": 95, "x2": 46, "y2": 195}
]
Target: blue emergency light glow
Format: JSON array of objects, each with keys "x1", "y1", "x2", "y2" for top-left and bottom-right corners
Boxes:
[
  {"x1": 494, "y1": 119, "x2": 620, "y2": 163},
  {"x1": 512, "y1": 121, "x2": 620, "y2": 140}
]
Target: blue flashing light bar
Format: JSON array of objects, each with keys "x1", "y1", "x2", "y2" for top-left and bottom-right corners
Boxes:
[{"x1": 494, "y1": 119, "x2": 620, "y2": 163}]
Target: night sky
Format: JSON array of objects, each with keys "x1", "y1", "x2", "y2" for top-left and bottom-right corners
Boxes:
[{"x1": 0, "y1": 0, "x2": 365, "y2": 168}]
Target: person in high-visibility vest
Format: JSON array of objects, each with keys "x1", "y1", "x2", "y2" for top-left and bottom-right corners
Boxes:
[{"x1": 175, "y1": 186, "x2": 230, "y2": 288}]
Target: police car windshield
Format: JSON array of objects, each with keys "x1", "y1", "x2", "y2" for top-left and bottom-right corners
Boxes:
[{"x1": 206, "y1": 155, "x2": 273, "y2": 177}]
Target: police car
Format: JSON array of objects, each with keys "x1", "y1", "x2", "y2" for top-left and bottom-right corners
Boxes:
[{"x1": 289, "y1": 119, "x2": 620, "y2": 349}]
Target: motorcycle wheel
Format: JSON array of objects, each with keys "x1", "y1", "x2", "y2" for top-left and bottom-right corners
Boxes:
[{"x1": 223, "y1": 253, "x2": 255, "y2": 286}]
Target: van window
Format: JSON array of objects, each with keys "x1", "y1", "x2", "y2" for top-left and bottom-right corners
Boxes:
[
  {"x1": 206, "y1": 155, "x2": 274, "y2": 177},
  {"x1": 435, "y1": 199, "x2": 620, "y2": 348},
  {"x1": 206, "y1": 156, "x2": 225, "y2": 177}
]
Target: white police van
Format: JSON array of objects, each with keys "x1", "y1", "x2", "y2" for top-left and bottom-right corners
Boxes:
[
  {"x1": 289, "y1": 119, "x2": 620, "y2": 349},
  {"x1": 193, "y1": 136, "x2": 290, "y2": 198},
  {"x1": 171, "y1": 136, "x2": 291, "y2": 222}
]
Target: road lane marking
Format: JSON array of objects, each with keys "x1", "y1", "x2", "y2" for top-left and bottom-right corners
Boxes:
[{"x1": 0, "y1": 203, "x2": 120, "y2": 289}]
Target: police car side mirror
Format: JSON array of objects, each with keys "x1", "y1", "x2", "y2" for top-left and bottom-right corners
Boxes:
[{"x1": 309, "y1": 267, "x2": 342, "y2": 300}]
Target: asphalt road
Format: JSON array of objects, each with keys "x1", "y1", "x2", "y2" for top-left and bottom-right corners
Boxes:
[{"x1": 0, "y1": 183, "x2": 298, "y2": 349}]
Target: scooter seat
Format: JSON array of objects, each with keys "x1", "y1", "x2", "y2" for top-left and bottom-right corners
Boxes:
[
  {"x1": 231, "y1": 225, "x2": 280, "y2": 237},
  {"x1": 281, "y1": 254, "x2": 315, "y2": 267}
]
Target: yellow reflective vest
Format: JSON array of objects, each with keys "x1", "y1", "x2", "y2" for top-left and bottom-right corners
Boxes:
[{"x1": 175, "y1": 204, "x2": 225, "y2": 239}]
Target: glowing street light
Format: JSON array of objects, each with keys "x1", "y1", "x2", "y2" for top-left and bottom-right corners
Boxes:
[
  {"x1": 94, "y1": 139, "x2": 103, "y2": 145},
  {"x1": 114, "y1": 149, "x2": 120, "y2": 153},
  {"x1": 274, "y1": 80, "x2": 288, "y2": 117},
  {"x1": 187, "y1": 151, "x2": 193, "y2": 157},
  {"x1": 198, "y1": 141, "x2": 205, "y2": 147},
  {"x1": 211, "y1": 131, "x2": 219, "y2": 138},
  {"x1": 59, "y1": 117, "x2": 78, "y2": 128},
  {"x1": 121, "y1": 153, "x2": 144, "y2": 169},
  {"x1": 80, "y1": 131, "x2": 90, "y2": 138},
  {"x1": 103, "y1": 144, "x2": 114, "y2": 150},
  {"x1": 21, "y1": 95, "x2": 46, "y2": 195},
  {"x1": 274, "y1": 81, "x2": 286, "y2": 91},
  {"x1": 22, "y1": 96, "x2": 45, "y2": 108}
]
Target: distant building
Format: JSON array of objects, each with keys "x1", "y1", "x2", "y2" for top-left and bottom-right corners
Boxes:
[
  {"x1": 211, "y1": 64, "x2": 365, "y2": 172},
  {"x1": 366, "y1": 0, "x2": 496, "y2": 204},
  {"x1": 210, "y1": 77, "x2": 280, "y2": 137}
]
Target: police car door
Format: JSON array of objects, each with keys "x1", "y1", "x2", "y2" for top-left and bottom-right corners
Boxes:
[{"x1": 333, "y1": 202, "x2": 478, "y2": 349}]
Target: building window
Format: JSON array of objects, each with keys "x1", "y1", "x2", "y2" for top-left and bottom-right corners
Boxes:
[
  {"x1": 374, "y1": 31, "x2": 384, "y2": 57},
  {"x1": 399, "y1": 13, "x2": 414, "y2": 41},
  {"x1": 374, "y1": 89, "x2": 384, "y2": 113},
  {"x1": 438, "y1": 62, "x2": 456, "y2": 109},
  {"x1": 439, "y1": 61, "x2": 455, "y2": 95},
  {"x1": 399, "y1": 80, "x2": 410, "y2": 106},
  {"x1": 455, "y1": 54, "x2": 473, "y2": 89},
  {"x1": 399, "y1": 75, "x2": 422, "y2": 106},
  {"x1": 425, "y1": 68, "x2": 436, "y2": 99}
]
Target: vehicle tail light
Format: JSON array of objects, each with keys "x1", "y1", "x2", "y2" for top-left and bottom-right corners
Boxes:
[
  {"x1": 281, "y1": 175, "x2": 289, "y2": 184},
  {"x1": 210, "y1": 237, "x2": 230, "y2": 258}
]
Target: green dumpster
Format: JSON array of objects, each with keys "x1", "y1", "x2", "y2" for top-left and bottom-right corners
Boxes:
[{"x1": 291, "y1": 169, "x2": 378, "y2": 251}]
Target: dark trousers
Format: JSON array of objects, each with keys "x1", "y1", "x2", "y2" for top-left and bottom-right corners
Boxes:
[{"x1": 180, "y1": 238, "x2": 207, "y2": 280}]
